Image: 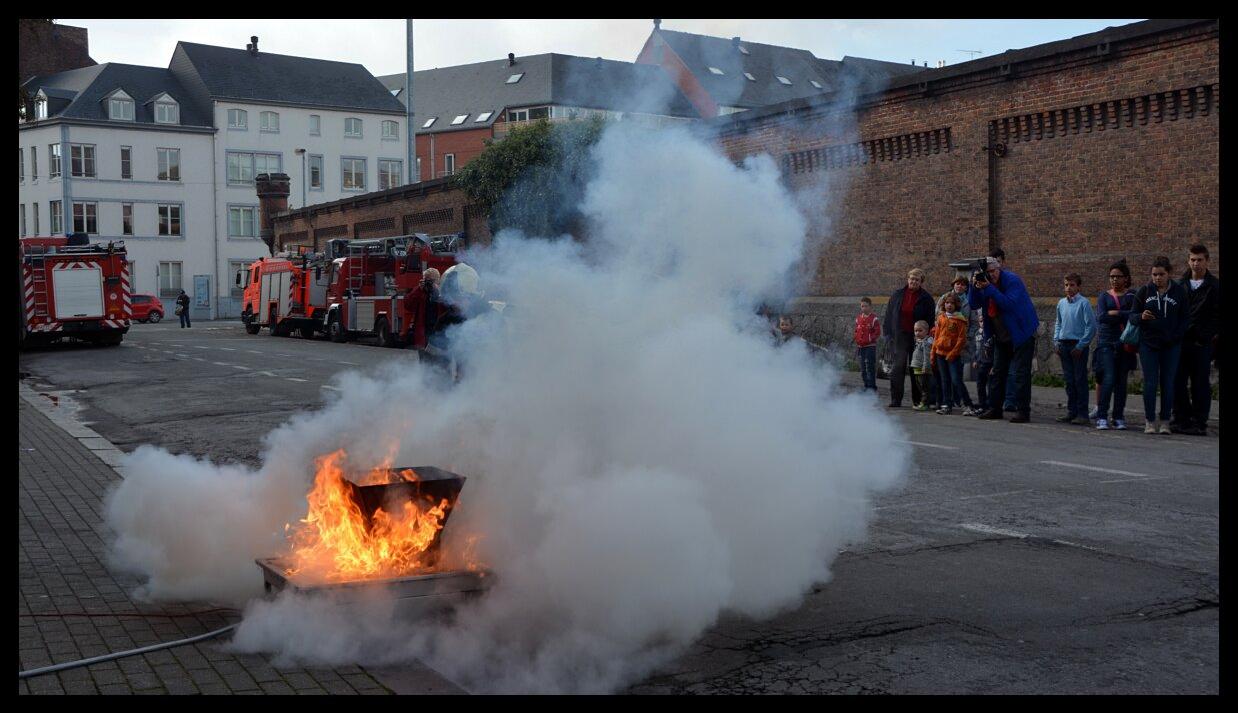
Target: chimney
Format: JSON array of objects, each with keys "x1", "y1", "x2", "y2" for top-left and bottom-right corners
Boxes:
[
  {"x1": 507, "y1": 52, "x2": 516, "y2": 66},
  {"x1": 249, "y1": 35, "x2": 259, "y2": 56},
  {"x1": 255, "y1": 172, "x2": 290, "y2": 255},
  {"x1": 731, "y1": 36, "x2": 740, "y2": 47},
  {"x1": 653, "y1": 18, "x2": 661, "y2": 29}
]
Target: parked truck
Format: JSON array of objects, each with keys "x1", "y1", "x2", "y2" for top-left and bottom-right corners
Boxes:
[{"x1": 19, "y1": 234, "x2": 131, "y2": 348}]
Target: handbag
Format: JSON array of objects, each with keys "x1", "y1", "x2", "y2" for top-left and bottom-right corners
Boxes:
[
  {"x1": 1119, "y1": 321, "x2": 1140, "y2": 347},
  {"x1": 175, "y1": 305, "x2": 184, "y2": 316}
]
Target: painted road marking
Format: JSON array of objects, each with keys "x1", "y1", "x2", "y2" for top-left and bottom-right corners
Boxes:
[
  {"x1": 339, "y1": 361, "x2": 358, "y2": 365},
  {"x1": 956, "y1": 489, "x2": 1035, "y2": 501},
  {"x1": 960, "y1": 523, "x2": 1030, "y2": 539},
  {"x1": 231, "y1": 365, "x2": 250, "y2": 370},
  {"x1": 899, "y1": 440, "x2": 959, "y2": 450},
  {"x1": 218, "y1": 347, "x2": 236, "y2": 351},
  {"x1": 212, "y1": 362, "x2": 230, "y2": 366},
  {"x1": 192, "y1": 357, "x2": 206, "y2": 362},
  {"x1": 1097, "y1": 476, "x2": 1170, "y2": 484},
  {"x1": 320, "y1": 384, "x2": 341, "y2": 391},
  {"x1": 1040, "y1": 460, "x2": 1150, "y2": 478},
  {"x1": 193, "y1": 346, "x2": 211, "y2": 349},
  {"x1": 259, "y1": 371, "x2": 277, "y2": 377},
  {"x1": 287, "y1": 378, "x2": 308, "y2": 383},
  {"x1": 246, "y1": 350, "x2": 263, "y2": 354}
]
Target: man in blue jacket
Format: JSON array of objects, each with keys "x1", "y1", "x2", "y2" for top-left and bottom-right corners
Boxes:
[{"x1": 970, "y1": 257, "x2": 1040, "y2": 423}]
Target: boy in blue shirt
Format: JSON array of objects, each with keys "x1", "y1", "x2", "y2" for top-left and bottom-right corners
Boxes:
[{"x1": 1053, "y1": 273, "x2": 1097, "y2": 424}]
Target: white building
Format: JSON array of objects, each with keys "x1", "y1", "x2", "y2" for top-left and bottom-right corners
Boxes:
[{"x1": 19, "y1": 37, "x2": 409, "y2": 319}]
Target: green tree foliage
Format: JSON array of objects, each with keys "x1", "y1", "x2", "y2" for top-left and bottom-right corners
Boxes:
[{"x1": 455, "y1": 116, "x2": 607, "y2": 237}]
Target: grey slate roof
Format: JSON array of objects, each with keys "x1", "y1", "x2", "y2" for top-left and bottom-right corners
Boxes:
[
  {"x1": 378, "y1": 53, "x2": 698, "y2": 134},
  {"x1": 652, "y1": 28, "x2": 922, "y2": 109},
  {"x1": 22, "y1": 63, "x2": 213, "y2": 128},
  {"x1": 175, "y1": 41, "x2": 405, "y2": 114}
]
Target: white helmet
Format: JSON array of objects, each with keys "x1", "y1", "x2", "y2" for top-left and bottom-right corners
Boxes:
[{"x1": 442, "y1": 263, "x2": 482, "y2": 297}]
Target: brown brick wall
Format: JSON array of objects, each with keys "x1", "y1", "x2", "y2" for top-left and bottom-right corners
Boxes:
[
  {"x1": 18, "y1": 20, "x2": 95, "y2": 83},
  {"x1": 417, "y1": 128, "x2": 493, "y2": 181},
  {"x1": 714, "y1": 22, "x2": 1219, "y2": 299}
]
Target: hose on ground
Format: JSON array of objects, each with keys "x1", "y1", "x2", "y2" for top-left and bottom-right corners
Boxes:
[{"x1": 18, "y1": 623, "x2": 238, "y2": 680}]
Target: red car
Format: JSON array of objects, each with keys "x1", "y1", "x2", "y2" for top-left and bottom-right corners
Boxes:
[{"x1": 130, "y1": 294, "x2": 165, "y2": 323}]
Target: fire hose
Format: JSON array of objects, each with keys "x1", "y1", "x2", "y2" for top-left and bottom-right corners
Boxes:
[{"x1": 17, "y1": 623, "x2": 239, "y2": 680}]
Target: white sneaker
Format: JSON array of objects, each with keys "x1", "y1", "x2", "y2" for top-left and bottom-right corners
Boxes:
[
  {"x1": 1096, "y1": 418, "x2": 1109, "y2": 430},
  {"x1": 1088, "y1": 407, "x2": 1099, "y2": 420},
  {"x1": 1145, "y1": 420, "x2": 1158, "y2": 434},
  {"x1": 1114, "y1": 419, "x2": 1127, "y2": 430},
  {"x1": 1158, "y1": 423, "x2": 1173, "y2": 435}
]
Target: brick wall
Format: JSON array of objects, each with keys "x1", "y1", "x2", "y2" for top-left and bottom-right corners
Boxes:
[
  {"x1": 18, "y1": 20, "x2": 95, "y2": 83},
  {"x1": 714, "y1": 21, "x2": 1219, "y2": 301},
  {"x1": 416, "y1": 128, "x2": 493, "y2": 181}
]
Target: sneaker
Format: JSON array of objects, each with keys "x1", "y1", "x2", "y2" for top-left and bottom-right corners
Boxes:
[
  {"x1": 962, "y1": 407, "x2": 982, "y2": 417},
  {"x1": 913, "y1": 403, "x2": 930, "y2": 412},
  {"x1": 936, "y1": 406, "x2": 948, "y2": 415},
  {"x1": 1009, "y1": 412, "x2": 1030, "y2": 423},
  {"x1": 977, "y1": 409, "x2": 1003, "y2": 420},
  {"x1": 1158, "y1": 423, "x2": 1173, "y2": 435},
  {"x1": 1088, "y1": 407, "x2": 1100, "y2": 420},
  {"x1": 1055, "y1": 414, "x2": 1075, "y2": 423},
  {"x1": 1096, "y1": 418, "x2": 1110, "y2": 430},
  {"x1": 1145, "y1": 420, "x2": 1158, "y2": 434},
  {"x1": 1114, "y1": 419, "x2": 1127, "y2": 430}
]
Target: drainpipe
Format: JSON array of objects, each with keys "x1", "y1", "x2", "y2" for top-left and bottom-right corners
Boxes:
[
  {"x1": 59, "y1": 125, "x2": 71, "y2": 235},
  {"x1": 210, "y1": 126, "x2": 219, "y2": 319},
  {"x1": 406, "y1": 19, "x2": 416, "y2": 185}
]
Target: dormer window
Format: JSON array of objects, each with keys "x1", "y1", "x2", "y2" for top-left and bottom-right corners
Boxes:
[
  {"x1": 737, "y1": 45, "x2": 750, "y2": 55},
  {"x1": 506, "y1": 73, "x2": 524, "y2": 84},
  {"x1": 35, "y1": 96, "x2": 48, "y2": 121},
  {"x1": 109, "y1": 96, "x2": 135, "y2": 121},
  {"x1": 776, "y1": 76, "x2": 792, "y2": 85},
  {"x1": 744, "y1": 72, "x2": 756, "y2": 81},
  {"x1": 451, "y1": 114, "x2": 468, "y2": 125},
  {"x1": 150, "y1": 93, "x2": 180, "y2": 124},
  {"x1": 809, "y1": 80, "x2": 823, "y2": 89},
  {"x1": 475, "y1": 112, "x2": 493, "y2": 122}
]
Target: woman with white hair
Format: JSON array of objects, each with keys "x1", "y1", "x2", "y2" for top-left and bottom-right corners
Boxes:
[{"x1": 882, "y1": 268, "x2": 937, "y2": 409}]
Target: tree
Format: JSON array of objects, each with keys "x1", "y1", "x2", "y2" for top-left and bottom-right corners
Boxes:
[{"x1": 455, "y1": 116, "x2": 607, "y2": 238}]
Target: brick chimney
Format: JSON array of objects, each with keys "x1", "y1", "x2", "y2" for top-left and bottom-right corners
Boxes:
[{"x1": 255, "y1": 172, "x2": 290, "y2": 255}]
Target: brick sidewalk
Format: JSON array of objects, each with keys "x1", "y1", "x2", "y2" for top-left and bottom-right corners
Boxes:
[{"x1": 18, "y1": 399, "x2": 394, "y2": 695}]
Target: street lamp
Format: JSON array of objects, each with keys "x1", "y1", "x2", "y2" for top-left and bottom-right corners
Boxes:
[{"x1": 294, "y1": 148, "x2": 307, "y2": 208}]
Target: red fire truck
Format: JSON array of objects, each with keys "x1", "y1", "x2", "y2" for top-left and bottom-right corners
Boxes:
[{"x1": 19, "y1": 235, "x2": 132, "y2": 348}]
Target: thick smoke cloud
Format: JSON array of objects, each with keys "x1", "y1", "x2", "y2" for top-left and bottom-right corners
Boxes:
[{"x1": 104, "y1": 120, "x2": 910, "y2": 693}]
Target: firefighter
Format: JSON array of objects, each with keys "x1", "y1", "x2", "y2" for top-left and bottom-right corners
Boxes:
[{"x1": 405, "y1": 267, "x2": 443, "y2": 361}]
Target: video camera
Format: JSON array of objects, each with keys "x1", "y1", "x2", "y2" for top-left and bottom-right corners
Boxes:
[{"x1": 948, "y1": 257, "x2": 993, "y2": 288}]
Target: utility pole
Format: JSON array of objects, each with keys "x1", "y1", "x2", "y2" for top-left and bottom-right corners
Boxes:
[{"x1": 406, "y1": 19, "x2": 416, "y2": 184}]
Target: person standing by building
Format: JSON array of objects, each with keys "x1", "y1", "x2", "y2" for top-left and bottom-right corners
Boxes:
[
  {"x1": 1093, "y1": 259, "x2": 1137, "y2": 430},
  {"x1": 1131, "y1": 256, "x2": 1189, "y2": 434},
  {"x1": 854, "y1": 297, "x2": 881, "y2": 393},
  {"x1": 970, "y1": 257, "x2": 1039, "y2": 423},
  {"x1": 931, "y1": 292, "x2": 971, "y2": 415},
  {"x1": 176, "y1": 290, "x2": 191, "y2": 328},
  {"x1": 883, "y1": 269, "x2": 936, "y2": 408},
  {"x1": 1171, "y1": 244, "x2": 1220, "y2": 435},
  {"x1": 1053, "y1": 273, "x2": 1096, "y2": 424}
]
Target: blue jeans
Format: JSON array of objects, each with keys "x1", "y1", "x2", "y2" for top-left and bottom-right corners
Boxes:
[
  {"x1": 1139, "y1": 343, "x2": 1182, "y2": 422},
  {"x1": 935, "y1": 357, "x2": 970, "y2": 408},
  {"x1": 975, "y1": 361, "x2": 993, "y2": 411},
  {"x1": 990, "y1": 338, "x2": 1034, "y2": 414},
  {"x1": 1094, "y1": 343, "x2": 1132, "y2": 421},
  {"x1": 1057, "y1": 340, "x2": 1090, "y2": 418},
  {"x1": 858, "y1": 345, "x2": 877, "y2": 390}
]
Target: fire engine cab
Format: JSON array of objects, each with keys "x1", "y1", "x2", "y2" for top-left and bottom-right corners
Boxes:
[{"x1": 19, "y1": 234, "x2": 131, "y2": 348}]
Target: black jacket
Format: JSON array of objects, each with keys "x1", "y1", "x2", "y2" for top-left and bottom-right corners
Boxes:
[
  {"x1": 1178, "y1": 270, "x2": 1220, "y2": 345},
  {"x1": 176, "y1": 293, "x2": 190, "y2": 309},
  {"x1": 883, "y1": 287, "x2": 936, "y2": 337},
  {"x1": 1129, "y1": 281, "x2": 1189, "y2": 350}
]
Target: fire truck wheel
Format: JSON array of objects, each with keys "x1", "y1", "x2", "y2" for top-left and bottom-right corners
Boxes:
[
  {"x1": 328, "y1": 315, "x2": 347, "y2": 343},
  {"x1": 245, "y1": 323, "x2": 261, "y2": 335},
  {"x1": 376, "y1": 317, "x2": 396, "y2": 348},
  {"x1": 299, "y1": 325, "x2": 316, "y2": 340},
  {"x1": 147, "y1": 311, "x2": 162, "y2": 324}
]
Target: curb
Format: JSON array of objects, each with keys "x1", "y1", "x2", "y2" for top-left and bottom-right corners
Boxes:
[{"x1": 18, "y1": 381, "x2": 129, "y2": 478}]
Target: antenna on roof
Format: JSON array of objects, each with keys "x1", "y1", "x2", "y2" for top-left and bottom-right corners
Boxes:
[{"x1": 957, "y1": 49, "x2": 982, "y2": 60}]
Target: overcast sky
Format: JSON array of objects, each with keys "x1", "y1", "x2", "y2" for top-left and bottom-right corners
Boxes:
[{"x1": 59, "y1": 19, "x2": 1143, "y2": 77}]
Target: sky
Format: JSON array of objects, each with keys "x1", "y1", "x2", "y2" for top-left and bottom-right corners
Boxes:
[{"x1": 59, "y1": 19, "x2": 1144, "y2": 77}]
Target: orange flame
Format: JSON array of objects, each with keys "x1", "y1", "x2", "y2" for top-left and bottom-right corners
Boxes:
[{"x1": 282, "y1": 449, "x2": 450, "y2": 583}]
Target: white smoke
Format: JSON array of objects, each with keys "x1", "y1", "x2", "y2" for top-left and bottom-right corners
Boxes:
[{"x1": 104, "y1": 121, "x2": 910, "y2": 693}]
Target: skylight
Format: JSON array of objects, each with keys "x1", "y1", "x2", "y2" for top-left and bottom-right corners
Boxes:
[
  {"x1": 451, "y1": 114, "x2": 468, "y2": 125},
  {"x1": 708, "y1": 67, "x2": 724, "y2": 75},
  {"x1": 507, "y1": 73, "x2": 524, "y2": 84},
  {"x1": 744, "y1": 72, "x2": 756, "y2": 81},
  {"x1": 738, "y1": 45, "x2": 750, "y2": 55},
  {"x1": 476, "y1": 111, "x2": 493, "y2": 122},
  {"x1": 422, "y1": 117, "x2": 437, "y2": 128},
  {"x1": 776, "y1": 76, "x2": 792, "y2": 85},
  {"x1": 810, "y1": 80, "x2": 823, "y2": 89},
  {"x1": 390, "y1": 88, "x2": 400, "y2": 96}
]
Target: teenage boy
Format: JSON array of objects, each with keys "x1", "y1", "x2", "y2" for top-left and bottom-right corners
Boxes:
[
  {"x1": 1053, "y1": 273, "x2": 1096, "y2": 424},
  {"x1": 1171, "y1": 243, "x2": 1220, "y2": 435},
  {"x1": 854, "y1": 297, "x2": 881, "y2": 392}
]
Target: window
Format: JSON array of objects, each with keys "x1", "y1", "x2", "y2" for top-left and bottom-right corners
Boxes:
[
  {"x1": 309, "y1": 114, "x2": 321, "y2": 136},
  {"x1": 228, "y1": 206, "x2": 257, "y2": 237},
  {"x1": 506, "y1": 73, "x2": 524, "y2": 84},
  {"x1": 738, "y1": 45, "x2": 750, "y2": 55},
  {"x1": 744, "y1": 72, "x2": 756, "y2": 81},
  {"x1": 122, "y1": 203, "x2": 133, "y2": 235},
  {"x1": 345, "y1": 118, "x2": 362, "y2": 137},
  {"x1": 229, "y1": 260, "x2": 249, "y2": 298},
  {"x1": 50, "y1": 201, "x2": 62, "y2": 234},
  {"x1": 35, "y1": 97, "x2": 47, "y2": 120},
  {"x1": 260, "y1": 111, "x2": 280, "y2": 132},
  {"x1": 49, "y1": 144, "x2": 61, "y2": 178},
  {"x1": 32, "y1": 203, "x2": 39, "y2": 234},
  {"x1": 443, "y1": 154, "x2": 455, "y2": 176},
  {"x1": 110, "y1": 97, "x2": 135, "y2": 121},
  {"x1": 415, "y1": 157, "x2": 422, "y2": 182},
  {"x1": 120, "y1": 146, "x2": 132, "y2": 179},
  {"x1": 341, "y1": 158, "x2": 366, "y2": 190},
  {"x1": 390, "y1": 88, "x2": 401, "y2": 96},
  {"x1": 776, "y1": 76, "x2": 792, "y2": 85},
  {"x1": 157, "y1": 148, "x2": 180, "y2": 181},
  {"x1": 157, "y1": 204, "x2": 182, "y2": 236},
  {"x1": 475, "y1": 112, "x2": 493, "y2": 122},
  {"x1": 378, "y1": 159, "x2": 402, "y2": 190},
  {"x1": 708, "y1": 67, "x2": 725, "y2": 75},
  {"x1": 809, "y1": 80, "x2": 823, "y2": 89},
  {"x1": 528, "y1": 106, "x2": 550, "y2": 120},
  {"x1": 227, "y1": 152, "x2": 281, "y2": 184},
  {"x1": 70, "y1": 144, "x2": 96, "y2": 178},
  {"x1": 128, "y1": 262, "x2": 137, "y2": 292},
  {"x1": 158, "y1": 261, "x2": 182, "y2": 297},
  {"x1": 451, "y1": 114, "x2": 468, "y2": 125},
  {"x1": 421, "y1": 117, "x2": 436, "y2": 129},
  {"x1": 155, "y1": 102, "x2": 179, "y2": 124},
  {"x1": 228, "y1": 108, "x2": 247, "y2": 129},
  {"x1": 382, "y1": 120, "x2": 398, "y2": 139},
  {"x1": 308, "y1": 154, "x2": 323, "y2": 190},
  {"x1": 18, "y1": 148, "x2": 23, "y2": 181},
  {"x1": 73, "y1": 202, "x2": 98, "y2": 234},
  {"x1": 20, "y1": 205, "x2": 25, "y2": 237},
  {"x1": 31, "y1": 146, "x2": 37, "y2": 180}
]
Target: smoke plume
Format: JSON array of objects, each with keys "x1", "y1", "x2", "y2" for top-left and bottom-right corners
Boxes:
[{"x1": 104, "y1": 121, "x2": 910, "y2": 693}]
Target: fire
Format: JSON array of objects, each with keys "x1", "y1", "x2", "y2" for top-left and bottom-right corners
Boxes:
[{"x1": 283, "y1": 449, "x2": 451, "y2": 583}]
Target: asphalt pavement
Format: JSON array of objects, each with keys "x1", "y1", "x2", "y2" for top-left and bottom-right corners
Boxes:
[{"x1": 18, "y1": 320, "x2": 1220, "y2": 694}]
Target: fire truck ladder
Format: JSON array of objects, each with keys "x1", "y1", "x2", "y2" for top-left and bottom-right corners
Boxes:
[{"x1": 25, "y1": 246, "x2": 50, "y2": 318}]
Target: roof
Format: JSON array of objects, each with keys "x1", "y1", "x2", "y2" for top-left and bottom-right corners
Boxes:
[
  {"x1": 378, "y1": 52, "x2": 698, "y2": 134},
  {"x1": 718, "y1": 18, "x2": 1213, "y2": 128},
  {"x1": 174, "y1": 41, "x2": 405, "y2": 114},
  {"x1": 650, "y1": 28, "x2": 922, "y2": 110},
  {"x1": 21, "y1": 63, "x2": 213, "y2": 128}
]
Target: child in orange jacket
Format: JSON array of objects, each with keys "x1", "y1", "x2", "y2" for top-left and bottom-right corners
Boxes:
[{"x1": 931, "y1": 292, "x2": 974, "y2": 414}]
